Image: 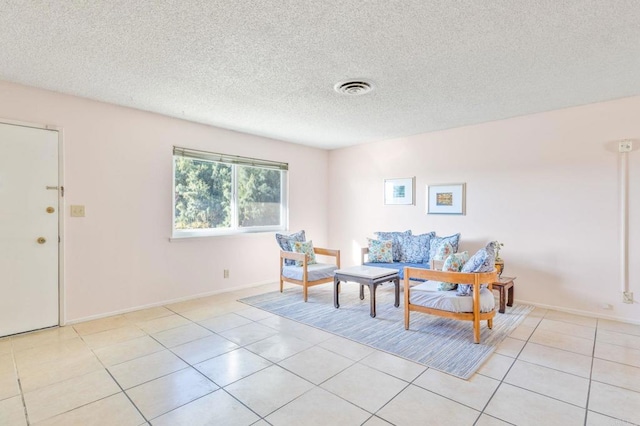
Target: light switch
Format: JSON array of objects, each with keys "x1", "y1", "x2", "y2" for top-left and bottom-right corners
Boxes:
[{"x1": 70, "y1": 205, "x2": 85, "y2": 217}]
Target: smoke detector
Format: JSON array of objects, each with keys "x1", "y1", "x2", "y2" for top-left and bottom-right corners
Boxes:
[{"x1": 334, "y1": 80, "x2": 374, "y2": 95}]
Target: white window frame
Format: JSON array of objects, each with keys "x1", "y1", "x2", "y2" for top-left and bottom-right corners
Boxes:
[{"x1": 172, "y1": 147, "x2": 289, "y2": 239}]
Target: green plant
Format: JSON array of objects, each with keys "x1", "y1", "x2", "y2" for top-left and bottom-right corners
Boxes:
[{"x1": 494, "y1": 241, "x2": 504, "y2": 261}]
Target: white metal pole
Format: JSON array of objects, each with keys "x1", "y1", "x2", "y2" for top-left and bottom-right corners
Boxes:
[{"x1": 621, "y1": 150, "x2": 629, "y2": 295}]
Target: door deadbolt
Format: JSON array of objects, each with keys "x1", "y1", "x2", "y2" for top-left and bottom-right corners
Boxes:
[
  {"x1": 37, "y1": 237, "x2": 46, "y2": 244},
  {"x1": 46, "y1": 207, "x2": 55, "y2": 214}
]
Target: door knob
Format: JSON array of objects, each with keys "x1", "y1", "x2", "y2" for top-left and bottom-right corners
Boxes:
[
  {"x1": 37, "y1": 237, "x2": 46, "y2": 244},
  {"x1": 46, "y1": 207, "x2": 55, "y2": 214}
]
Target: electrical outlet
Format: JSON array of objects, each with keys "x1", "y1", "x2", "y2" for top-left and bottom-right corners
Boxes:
[
  {"x1": 223, "y1": 269, "x2": 229, "y2": 279},
  {"x1": 619, "y1": 140, "x2": 633, "y2": 152},
  {"x1": 623, "y1": 292, "x2": 634, "y2": 304},
  {"x1": 70, "y1": 205, "x2": 85, "y2": 217}
]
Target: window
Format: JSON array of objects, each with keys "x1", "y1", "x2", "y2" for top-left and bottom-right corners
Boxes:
[{"x1": 173, "y1": 147, "x2": 288, "y2": 237}]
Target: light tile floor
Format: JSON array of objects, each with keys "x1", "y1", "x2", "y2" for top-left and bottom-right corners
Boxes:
[{"x1": 1, "y1": 283, "x2": 639, "y2": 425}]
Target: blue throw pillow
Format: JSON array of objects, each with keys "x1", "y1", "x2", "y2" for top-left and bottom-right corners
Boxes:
[
  {"x1": 428, "y1": 233, "x2": 461, "y2": 261},
  {"x1": 275, "y1": 230, "x2": 306, "y2": 266},
  {"x1": 398, "y1": 232, "x2": 435, "y2": 263},
  {"x1": 458, "y1": 241, "x2": 497, "y2": 296},
  {"x1": 375, "y1": 230, "x2": 412, "y2": 262}
]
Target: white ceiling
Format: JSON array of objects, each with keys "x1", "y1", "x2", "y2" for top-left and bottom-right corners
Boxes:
[{"x1": 1, "y1": 1, "x2": 639, "y2": 149}]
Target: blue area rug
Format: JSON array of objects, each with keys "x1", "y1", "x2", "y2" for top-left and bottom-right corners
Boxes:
[{"x1": 239, "y1": 284, "x2": 533, "y2": 379}]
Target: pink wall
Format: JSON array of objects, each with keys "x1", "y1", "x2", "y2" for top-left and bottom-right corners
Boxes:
[
  {"x1": 329, "y1": 96, "x2": 640, "y2": 323},
  {"x1": 2, "y1": 79, "x2": 638, "y2": 323},
  {"x1": 0, "y1": 81, "x2": 329, "y2": 322}
]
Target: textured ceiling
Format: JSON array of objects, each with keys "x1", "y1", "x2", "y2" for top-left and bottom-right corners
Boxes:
[{"x1": 1, "y1": 1, "x2": 639, "y2": 149}]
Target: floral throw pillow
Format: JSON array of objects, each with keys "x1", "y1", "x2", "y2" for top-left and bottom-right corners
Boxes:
[
  {"x1": 437, "y1": 251, "x2": 469, "y2": 291},
  {"x1": 458, "y1": 241, "x2": 497, "y2": 295},
  {"x1": 367, "y1": 238, "x2": 393, "y2": 263},
  {"x1": 292, "y1": 240, "x2": 317, "y2": 267},
  {"x1": 398, "y1": 232, "x2": 435, "y2": 263},
  {"x1": 276, "y1": 230, "x2": 306, "y2": 266},
  {"x1": 375, "y1": 230, "x2": 411, "y2": 262},
  {"x1": 431, "y1": 241, "x2": 454, "y2": 261},
  {"x1": 428, "y1": 233, "x2": 461, "y2": 261}
]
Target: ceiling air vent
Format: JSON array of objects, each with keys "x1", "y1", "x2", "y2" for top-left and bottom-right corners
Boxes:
[{"x1": 334, "y1": 80, "x2": 373, "y2": 95}]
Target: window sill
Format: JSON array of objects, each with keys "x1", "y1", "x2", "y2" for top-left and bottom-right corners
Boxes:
[{"x1": 169, "y1": 227, "x2": 285, "y2": 242}]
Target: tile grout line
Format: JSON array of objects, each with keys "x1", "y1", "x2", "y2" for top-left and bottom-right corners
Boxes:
[
  {"x1": 244, "y1": 289, "x2": 523, "y2": 424},
  {"x1": 69, "y1": 310, "x2": 242, "y2": 423},
  {"x1": 104, "y1": 368, "x2": 149, "y2": 424},
  {"x1": 10, "y1": 340, "x2": 32, "y2": 426},
  {"x1": 473, "y1": 310, "x2": 542, "y2": 425},
  {"x1": 585, "y1": 320, "x2": 638, "y2": 426},
  {"x1": 158, "y1": 290, "x2": 327, "y2": 423},
  {"x1": 10, "y1": 292, "x2": 640, "y2": 425},
  {"x1": 583, "y1": 318, "x2": 598, "y2": 426},
  {"x1": 141, "y1": 306, "x2": 279, "y2": 423}
]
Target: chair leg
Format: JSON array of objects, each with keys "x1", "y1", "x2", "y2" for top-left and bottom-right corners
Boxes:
[
  {"x1": 279, "y1": 277, "x2": 283, "y2": 293},
  {"x1": 404, "y1": 281, "x2": 410, "y2": 330},
  {"x1": 303, "y1": 284, "x2": 308, "y2": 302},
  {"x1": 404, "y1": 305, "x2": 410, "y2": 330},
  {"x1": 488, "y1": 318, "x2": 493, "y2": 329},
  {"x1": 473, "y1": 319, "x2": 480, "y2": 344}
]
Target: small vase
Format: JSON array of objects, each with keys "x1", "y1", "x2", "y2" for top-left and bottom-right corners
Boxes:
[{"x1": 495, "y1": 260, "x2": 504, "y2": 278}]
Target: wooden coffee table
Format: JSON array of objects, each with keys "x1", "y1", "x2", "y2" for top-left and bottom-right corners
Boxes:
[
  {"x1": 333, "y1": 266, "x2": 400, "y2": 318},
  {"x1": 492, "y1": 276, "x2": 516, "y2": 313}
]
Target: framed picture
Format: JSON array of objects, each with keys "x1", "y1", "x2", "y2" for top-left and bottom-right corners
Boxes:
[
  {"x1": 427, "y1": 183, "x2": 466, "y2": 215},
  {"x1": 384, "y1": 177, "x2": 415, "y2": 205}
]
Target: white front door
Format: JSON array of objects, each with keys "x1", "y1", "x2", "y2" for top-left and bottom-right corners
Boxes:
[{"x1": 0, "y1": 122, "x2": 59, "y2": 337}]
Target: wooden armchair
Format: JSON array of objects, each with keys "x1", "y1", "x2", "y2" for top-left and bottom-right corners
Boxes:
[
  {"x1": 280, "y1": 247, "x2": 340, "y2": 302},
  {"x1": 404, "y1": 265, "x2": 497, "y2": 343}
]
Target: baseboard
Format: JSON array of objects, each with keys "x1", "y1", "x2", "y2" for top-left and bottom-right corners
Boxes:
[
  {"x1": 64, "y1": 280, "x2": 275, "y2": 325},
  {"x1": 515, "y1": 298, "x2": 640, "y2": 326},
  {"x1": 64, "y1": 286, "x2": 640, "y2": 327}
]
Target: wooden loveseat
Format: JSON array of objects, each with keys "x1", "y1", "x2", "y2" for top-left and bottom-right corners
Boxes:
[{"x1": 404, "y1": 263, "x2": 498, "y2": 343}]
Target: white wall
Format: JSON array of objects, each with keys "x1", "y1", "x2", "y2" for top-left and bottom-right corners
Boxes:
[
  {"x1": 329, "y1": 96, "x2": 640, "y2": 323},
  {"x1": 0, "y1": 81, "x2": 329, "y2": 322}
]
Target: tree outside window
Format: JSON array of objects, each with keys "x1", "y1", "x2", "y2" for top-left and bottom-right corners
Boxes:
[{"x1": 173, "y1": 151, "x2": 287, "y2": 236}]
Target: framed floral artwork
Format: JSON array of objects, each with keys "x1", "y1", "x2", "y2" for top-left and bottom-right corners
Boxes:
[{"x1": 427, "y1": 183, "x2": 466, "y2": 215}]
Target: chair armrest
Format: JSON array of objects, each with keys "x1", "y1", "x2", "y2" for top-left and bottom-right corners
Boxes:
[
  {"x1": 313, "y1": 247, "x2": 339, "y2": 257},
  {"x1": 406, "y1": 267, "x2": 497, "y2": 284},
  {"x1": 361, "y1": 247, "x2": 369, "y2": 264},
  {"x1": 404, "y1": 267, "x2": 497, "y2": 287},
  {"x1": 313, "y1": 247, "x2": 340, "y2": 268},
  {"x1": 280, "y1": 250, "x2": 306, "y2": 263}
]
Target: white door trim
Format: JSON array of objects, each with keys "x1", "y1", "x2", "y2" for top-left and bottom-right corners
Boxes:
[{"x1": 0, "y1": 117, "x2": 65, "y2": 327}]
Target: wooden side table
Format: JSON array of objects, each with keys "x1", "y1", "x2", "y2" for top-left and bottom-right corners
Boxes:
[{"x1": 492, "y1": 276, "x2": 516, "y2": 313}]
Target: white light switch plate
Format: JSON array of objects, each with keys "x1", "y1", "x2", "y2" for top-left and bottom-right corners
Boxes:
[{"x1": 70, "y1": 205, "x2": 85, "y2": 217}]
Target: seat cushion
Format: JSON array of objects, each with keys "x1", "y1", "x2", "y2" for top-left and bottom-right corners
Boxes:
[
  {"x1": 282, "y1": 263, "x2": 338, "y2": 281},
  {"x1": 410, "y1": 281, "x2": 495, "y2": 313},
  {"x1": 362, "y1": 262, "x2": 429, "y2": 279}
]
